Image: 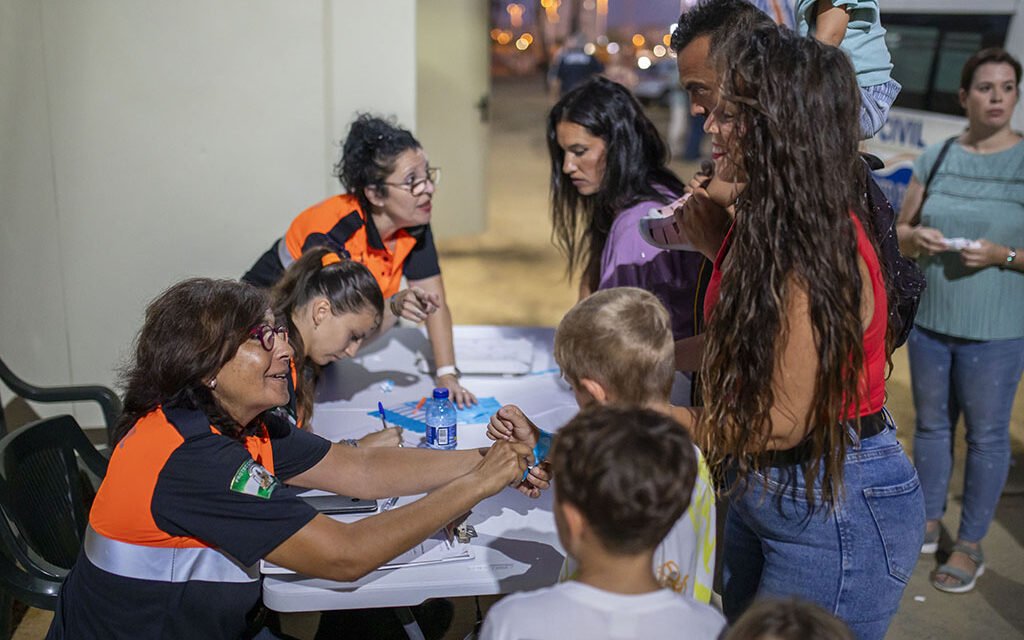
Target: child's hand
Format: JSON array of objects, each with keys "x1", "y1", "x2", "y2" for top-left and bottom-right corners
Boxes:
[
  {"x1": 515, "y1": 462, "x2": 551, "y2": 498},
  {"x1": 486, "y1": 404, "x2": 540, "y2": 447}
]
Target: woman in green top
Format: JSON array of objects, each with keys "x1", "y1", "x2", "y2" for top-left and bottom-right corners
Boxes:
[{"x1": 896, "y1": 47, "x2": 1024, "y2": 595}]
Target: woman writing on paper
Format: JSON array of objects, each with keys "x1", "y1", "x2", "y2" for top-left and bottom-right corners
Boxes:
[{"x1": 268, "y1": 245, "x2": 402, "y2": 446}]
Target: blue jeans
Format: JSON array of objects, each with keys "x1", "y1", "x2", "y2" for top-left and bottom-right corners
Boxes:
[
  {"x1": 723, "y1": 425, "x2": 924, "y2": 640},
  {"x1": 908, "y1": 326, "x2": 1024, "y2": 542}
]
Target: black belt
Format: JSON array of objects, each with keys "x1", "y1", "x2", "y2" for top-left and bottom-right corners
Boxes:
[{"x1": 754, "y1": 410, "x2": 887, "y2": 468}]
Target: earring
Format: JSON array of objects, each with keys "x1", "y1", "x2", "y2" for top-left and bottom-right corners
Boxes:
[{"x1": 208, "y1": 379, "x2": 217, "y2": 390}]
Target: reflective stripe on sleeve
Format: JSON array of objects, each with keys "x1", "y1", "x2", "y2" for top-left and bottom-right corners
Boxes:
[
  {"x1": 277, "y1": 238, "x2": 295, "y2": 269},
  {"x1": 84, "y1": 526, "x2": 259, "y2": 583}
]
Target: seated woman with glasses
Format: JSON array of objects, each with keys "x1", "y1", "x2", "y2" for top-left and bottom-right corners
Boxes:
[
  {"x1": 244, "y1": 114, "x2": 475, "y2": 408},
  {"x1": 47, "y1": 278, "x2": 538, "y2": 640}
]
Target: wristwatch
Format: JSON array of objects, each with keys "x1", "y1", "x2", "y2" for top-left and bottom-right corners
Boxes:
[{"x1": 1002, "y1": 246, "x2": 1017, "y2": 270}]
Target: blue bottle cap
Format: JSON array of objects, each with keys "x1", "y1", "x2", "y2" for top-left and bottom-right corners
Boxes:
[{"x1": 432, "y1": 388, "x2": 449, "y2": 399}]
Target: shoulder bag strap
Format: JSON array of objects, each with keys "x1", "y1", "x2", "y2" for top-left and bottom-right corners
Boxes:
[{"x1": 911, "y1": 135, "x2": 957, "y2": 226}]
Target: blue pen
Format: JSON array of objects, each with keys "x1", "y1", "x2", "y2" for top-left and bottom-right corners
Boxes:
[{"x1": 379, "y1": 401, "x2": 404, "y2": 448}]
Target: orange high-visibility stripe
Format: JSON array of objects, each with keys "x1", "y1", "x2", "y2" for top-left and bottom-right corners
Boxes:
[
  {"x1": 90, "y1": 408, "x2": 275, "y2": 549},
  {"x1": 283, "y1": 194, "x2": 418, "y2": 298}
]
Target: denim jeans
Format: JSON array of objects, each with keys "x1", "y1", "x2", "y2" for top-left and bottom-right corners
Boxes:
[
  {"x1": 908, "y1": 326, "x2": 1024, "y2": 542},
  {"x1": 722, "y1": 424, "x2": 924, "y2": 640}
]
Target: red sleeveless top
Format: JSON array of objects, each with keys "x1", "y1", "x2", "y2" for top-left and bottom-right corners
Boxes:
[{"x1": 703, "y1": 214, "x2": 887, "y2": 418}]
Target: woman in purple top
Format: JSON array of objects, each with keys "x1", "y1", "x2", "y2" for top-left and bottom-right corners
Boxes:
[{"x1": 547, "y1": 76, "x2": 709, "y2": 342}]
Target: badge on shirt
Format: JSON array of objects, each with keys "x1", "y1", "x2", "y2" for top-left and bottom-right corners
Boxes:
[{"x1": 229, "y1": 459, "x2": 280, "y2": 499}]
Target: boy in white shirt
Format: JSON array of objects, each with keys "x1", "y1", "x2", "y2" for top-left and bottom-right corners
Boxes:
[{"x1": 480, "y1": 406, "x2": 725, "y2": 640}]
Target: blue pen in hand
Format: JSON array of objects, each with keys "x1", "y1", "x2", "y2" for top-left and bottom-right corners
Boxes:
[{"x1": 378, "y1": 401, "x2": 404, "y2": 448}]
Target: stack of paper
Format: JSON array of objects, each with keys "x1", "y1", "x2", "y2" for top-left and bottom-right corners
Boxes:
[{"x1": 260, "y1": 531, "x2": 472, "y2": 575}]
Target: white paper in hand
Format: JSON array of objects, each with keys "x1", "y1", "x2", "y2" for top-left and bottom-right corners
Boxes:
[{"x1": 941, "y1": 237, "x2": 982, "y2": 251}]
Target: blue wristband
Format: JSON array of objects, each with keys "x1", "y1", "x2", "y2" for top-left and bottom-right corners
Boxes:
[{"x1": 523, "y1": 430, "x2": 553, "y2": 481}]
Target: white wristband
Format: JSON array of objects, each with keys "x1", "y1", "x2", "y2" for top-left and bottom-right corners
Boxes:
[{"x1": 436, "y1": 365, "x2": 458, "y2": 379}]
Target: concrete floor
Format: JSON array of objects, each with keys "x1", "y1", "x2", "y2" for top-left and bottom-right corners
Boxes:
[{"x1": 14, "y1": 74, "x2": 1024, "y2": 639}]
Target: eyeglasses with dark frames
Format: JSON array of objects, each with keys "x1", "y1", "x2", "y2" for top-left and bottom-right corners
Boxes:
[
  {"x1": 249, "y1": 324, "x2": 289, "y2": 351},
  {"x1": 381, "y1": 166, "x2": 441, "y2": 197}
]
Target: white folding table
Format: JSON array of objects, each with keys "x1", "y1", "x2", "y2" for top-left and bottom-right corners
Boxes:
[{"x1": 261, "y1": 326, "x2": 577, "y2": 615}]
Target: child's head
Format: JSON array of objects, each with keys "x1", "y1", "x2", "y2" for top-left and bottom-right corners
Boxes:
[
  {"x1": 550, "y1": 406, "x2": 697, "y2": 556},
  {"x1": 722, "y1": 598, "x2": 854, "y2": 640},
  {"x1": 554, "y1": 287, "x2": 673, "y2": 406}
]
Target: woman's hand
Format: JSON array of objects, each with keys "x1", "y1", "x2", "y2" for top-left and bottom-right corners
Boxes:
[
  {"x1": 486, "y1": 404, "x2": 540, "y2": 446},
  {"x1": 908, "y1": 226, "x2": 947, "y2": 256},
  {"x1": 356, "y1": 427, "x2": 404, "y2": 448},
  {"x1": 677, "y1": 186, "x2": 732, "y2": 261},
  {"x1": 961, "y1": 239, "x2": 1008, "y2": 268},
  {"x1": 471, "y1": 440, "x2": 535, "y2": 497},
  {"x1": 438, "y1": 373, "x2": 476, "y2": 409},
  {"x1": 389, "y1": 287, "x2": 440, "y2": 323}
]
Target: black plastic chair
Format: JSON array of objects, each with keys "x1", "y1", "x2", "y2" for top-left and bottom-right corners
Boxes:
[
  {"x1": 0, "y1": 415, "x2": 109, "y2": 613},
  {"x1": 0, "y1": 356, "x2": 122, "y2": 446}
]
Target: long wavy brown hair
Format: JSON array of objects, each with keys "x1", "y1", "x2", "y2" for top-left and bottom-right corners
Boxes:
[{"x1": 697, "y1": 28, "x2": 869, "y2": 507}]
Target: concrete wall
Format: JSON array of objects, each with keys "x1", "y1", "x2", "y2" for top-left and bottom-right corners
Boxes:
[
  {"x1": 416, "y1": 0, "x2": 489, "y2": 238},
  {"x1": 0, "y1": 0, "x2": 417, "y2": 428}
]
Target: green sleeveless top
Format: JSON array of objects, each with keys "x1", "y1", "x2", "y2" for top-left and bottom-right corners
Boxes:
[{"x1": 912, "y1": 138, "x2": 1024, "y2": 341}]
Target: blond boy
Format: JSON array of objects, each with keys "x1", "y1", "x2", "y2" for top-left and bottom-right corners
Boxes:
[{"x1": 488, "y1": 287, "x2": 717, "y2": 602}]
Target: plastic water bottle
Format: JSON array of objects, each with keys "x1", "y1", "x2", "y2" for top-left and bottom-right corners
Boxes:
[{"x1": 425, "y1": 388, "x2": 457, "y2": 450}]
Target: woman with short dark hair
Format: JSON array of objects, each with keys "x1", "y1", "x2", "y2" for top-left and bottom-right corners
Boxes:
[
  {"x1": 245, "y1": 114, "x2": 474, "y2": 407},
  {"x1": 897, "y1": 47, "x2": 1024, "y2": 594}
]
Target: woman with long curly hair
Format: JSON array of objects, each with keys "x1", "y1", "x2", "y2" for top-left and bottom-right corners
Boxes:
[
  {"x1": 673, "y1": 27, "x2": 924, "y2": 639},
  {"x1": 547, "y1": 76, "x2": 709, "y2": 351}
]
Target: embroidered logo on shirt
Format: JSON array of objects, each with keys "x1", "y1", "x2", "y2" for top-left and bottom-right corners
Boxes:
[{"x1": 229, "y1": 459, "x2": 279, "y2": 499}]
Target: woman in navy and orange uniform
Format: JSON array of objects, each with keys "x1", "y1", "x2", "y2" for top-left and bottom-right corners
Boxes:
[
  {"x1": 269, "y1": 246, "x2": 401, "y2": 446},
  {"x1": 244, "y1": 114, "x2": 475, "y2": 408},
  {"x1": 46, "y1": 278, "x2": 537, "y2": 640}
]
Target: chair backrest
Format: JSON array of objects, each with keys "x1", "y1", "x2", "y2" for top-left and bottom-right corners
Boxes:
[
  {"x1": 0, "y1": 415, "x2": 108, "y2": 571},
  {"x1": 0, "y1": 355, "x2": 122, "y2": 444}
]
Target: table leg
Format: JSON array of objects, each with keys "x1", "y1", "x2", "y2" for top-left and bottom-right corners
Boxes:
[{"x1": 394, "y1": 606, "x2": 427, "y2": 640}]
